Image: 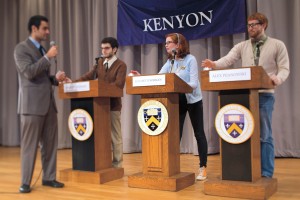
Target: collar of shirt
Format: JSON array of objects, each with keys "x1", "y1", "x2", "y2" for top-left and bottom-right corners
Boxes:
[
  {"x1": 29, "y1": 37, "x2": 48, "y2": 60},
  {"x1": 29, "y1": 36, "x2": 42, "y2": 49},
  {"x1": 251, "y1": 34, "x2": 268, "y2": 47},
  {"x1": 103, "y1": 55, "x2": 117, "y2": 69}
]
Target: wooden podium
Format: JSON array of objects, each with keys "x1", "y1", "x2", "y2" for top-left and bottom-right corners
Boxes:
[
  {"x1": 126, "y1": 73, "x2": 195, "y2": 191},
  {"x1": 201, "y1": 66, "x2": 277, "y2": 199},
  {"x1": 58, "y1": 79, "x2": 124, "y2": 184}
]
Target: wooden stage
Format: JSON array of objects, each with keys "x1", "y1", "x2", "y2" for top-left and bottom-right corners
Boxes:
[{"x1": 0, "y1": 147, "x2": 299, "y2": 200}]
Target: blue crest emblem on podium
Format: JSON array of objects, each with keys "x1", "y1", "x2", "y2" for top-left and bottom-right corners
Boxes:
[
  {"x1": 68, "y1": 109, "x2": 93, "y2": 141},
  {"x1": 215, "y1": 104, "x2": 254, "y2": 144},
  {"x1": 224, "y1": 114, "x2": 244, "y2": 138},
  {"x1": 73, "y1": 117, "x2": 87, "y2": 136},
  {"x1": 143, "y1": 108, "x2": 161, "y2": 132},
  {"x1": 138, "y1": 100, "x2": 168, "y2": 136}
]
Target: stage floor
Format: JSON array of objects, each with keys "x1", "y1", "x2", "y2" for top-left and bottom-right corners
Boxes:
[{"x1": 0, "y1": 147, "x2": 299, "y2": 200}]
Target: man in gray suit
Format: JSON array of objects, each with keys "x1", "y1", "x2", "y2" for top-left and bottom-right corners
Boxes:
[{"x1": 14, "y1": 15, "x2": 67, "y2": 193}]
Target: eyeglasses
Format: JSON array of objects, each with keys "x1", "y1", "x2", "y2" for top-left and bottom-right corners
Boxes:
[
  {"x1": 247, "y1": 23, "x2": 262, "y2": 28},
  {"x1": 165, "y1": 41, "x2": 174, "y2": 45},
  {"x1": 101, "y1": 47, "x2": 111, "y2": 50}
]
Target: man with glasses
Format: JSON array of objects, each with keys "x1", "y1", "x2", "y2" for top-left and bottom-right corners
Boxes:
[
  {"x1": 72, "y1": 37, "x2": 127, "y2": 168},
  {"x1": 201, "y1": 12, "x2": 290, "y2": 178}
]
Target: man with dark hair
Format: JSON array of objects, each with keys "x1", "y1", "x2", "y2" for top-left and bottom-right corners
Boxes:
[
  {"x1": 27, "y1": 15, "x2": 49, "y2": 33},
  {"x1": 75, "y1": 37, "x2": 127, "y2": 168},
  {"x1": 14, "y1": 15, "x2": 66, "y2": 193},
  {"x1": 202, "y1": 12, "x2": 290, "y2": 178},
  {"x1": 101, "y1": 37, "x2": 119, "y2": 50}
]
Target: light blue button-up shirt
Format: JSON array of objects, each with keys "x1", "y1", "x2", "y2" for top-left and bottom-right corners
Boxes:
[
  {"x1": 159, "y1": 54, "x2": 202, "y2": 104},
  {"x1": 29, "y1": 37, "x2": 49, "y2": 61}
]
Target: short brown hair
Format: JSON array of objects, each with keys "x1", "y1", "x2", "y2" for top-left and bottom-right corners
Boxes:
[
  {"x1": 248, "y1": 12, "x2": 268, "y2": 30},
  {"x1": 165, "y1": 33, "x2": 190, "y2": 59}
]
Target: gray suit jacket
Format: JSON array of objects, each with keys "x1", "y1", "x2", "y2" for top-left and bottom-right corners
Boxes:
[{"x1": 14, "y1": 39, "x2": 58, "y2": 116}]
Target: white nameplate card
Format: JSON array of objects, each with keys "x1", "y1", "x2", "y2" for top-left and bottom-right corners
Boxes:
[
  {"x1": 132, "y1": 75, "x2": 166, "y2": 87},
  {"x1": 209, "y1": 68, "x2": 251, "y2": 82},
  {"x1": 63, "y1": 81, "x2": 90, "y2": 93}
]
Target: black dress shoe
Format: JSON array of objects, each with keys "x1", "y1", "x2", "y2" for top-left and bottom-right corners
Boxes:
[
  {"x1": 19, "y1": 184, "x2": 31, "y2": 193},
  {"x1": 42, "y1": 180, "x2": 64, "y2": 188}
]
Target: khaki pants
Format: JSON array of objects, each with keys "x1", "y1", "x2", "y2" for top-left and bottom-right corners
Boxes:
[{"x1": 111, "y1": 111, "x2": 123, "y2": 167}]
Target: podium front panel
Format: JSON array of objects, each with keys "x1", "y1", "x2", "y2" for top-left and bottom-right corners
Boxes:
[
  {"x1": 141, "y1": 93, "x2": 180, "y2": 177},
  {"x1": 219, "y1": 90, "x2": 252, "y2": 181},
  {"x1": 71, "y1": 98, "x2": 95, "y2": 171}
]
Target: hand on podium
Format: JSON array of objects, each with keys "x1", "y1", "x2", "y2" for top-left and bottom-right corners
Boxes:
[
  {"x1": 128, "y1": 70, "x2": 141, "y2": 76},
  {"x1": 201, "y1": 59, "x2": 216, "y2": 70},
  {"x1": 270, "y1": 74, "x2": 282, "y2": 86},
  {"x1": 61, "y1": 77, "x2": 72, "y2": 83},
  {"x1": 55, "y1": 70, "x2": 72, "y2": 83}
]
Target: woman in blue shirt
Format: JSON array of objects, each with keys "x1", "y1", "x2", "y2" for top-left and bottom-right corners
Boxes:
[{"x1": 160, "y1": 33, "x2": 208, "y2": 181}]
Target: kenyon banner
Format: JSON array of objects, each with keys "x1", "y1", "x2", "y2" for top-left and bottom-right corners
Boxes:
[{"x1": 117, "y1": 0, "x2": 246, "y2": 46}]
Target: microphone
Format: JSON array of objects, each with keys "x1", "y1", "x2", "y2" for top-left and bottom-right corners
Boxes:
[
  {"x1": 50, "y1": 41, "x2": 57, "y2": 61},
  {"x1": 50, "y1": 41, "x2": 58, "y2": 71},
  {"x1": 95, "y1": 55, "x2": 104, "y2": 65},
  {"x1": 50, "y1": 40, "x2": 56, "y2": 47},
  {"x1": 171, "y1": 48, "x2": 177, "y2": 65},
  {"x1": 93, "y1": 55, "x2": 104, "y2": 79},
  {"x1": 171, "y1": 48, "x2": 177, "y2": 56}
]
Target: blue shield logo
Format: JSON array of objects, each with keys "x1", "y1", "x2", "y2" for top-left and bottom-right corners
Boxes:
[
  {"x1": 73, "y1": 117, "x2": 87, "y2": 136},
  {"x1": 224, "y1": 114, "x2": 244, "y2": 138}
]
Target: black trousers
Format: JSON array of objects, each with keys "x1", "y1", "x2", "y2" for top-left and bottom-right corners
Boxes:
[{"x1": 179, "y1": 94, "x2": 208, "y2": 168}]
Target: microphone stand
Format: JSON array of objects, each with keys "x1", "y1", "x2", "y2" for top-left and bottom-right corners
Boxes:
[
  {"x1": 94, "y1": 56, "x2": 102, "y2": 79},
  {"x1": 170, "y1": 52, "x2": 176, "y2": 73},
  {"x1": 54, "y1": 57, "x2": 58, "y2": 74},
  {"x1": 95, "y1": 57, "x2": 100, "y2": 65}
]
